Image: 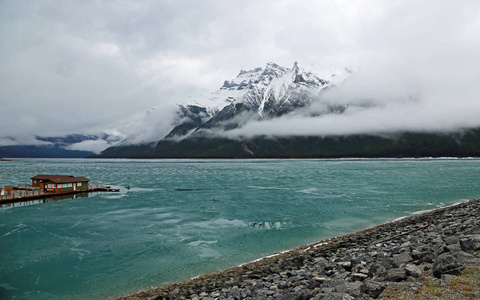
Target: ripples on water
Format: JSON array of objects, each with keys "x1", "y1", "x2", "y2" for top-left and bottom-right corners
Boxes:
[{"x1": 0, "y1": 158, "x2": 479, "y2": 299}]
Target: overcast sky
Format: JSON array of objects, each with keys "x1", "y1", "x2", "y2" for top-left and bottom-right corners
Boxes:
[{"x1": 1, "y1": 0, "x2": 480, "y2": 148}]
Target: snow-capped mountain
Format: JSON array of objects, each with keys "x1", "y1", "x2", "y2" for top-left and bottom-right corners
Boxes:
[
  {"x1": 98, "y1": 62, "x2": 353, "y2": 157},
  {"x1": 166, "y1": 62, "x2": 351, "y2": 140},
  {"x1": 185, "y1": 62, "x2": 350, "y2": 119},
  {"x1": 97, "y1": 62, "x2": 480, "y2": 159}
]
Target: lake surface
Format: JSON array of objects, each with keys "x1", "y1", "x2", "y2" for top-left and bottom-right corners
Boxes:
[{"x1": 1, "y1": 158, "x2": 479, "y2": 299}]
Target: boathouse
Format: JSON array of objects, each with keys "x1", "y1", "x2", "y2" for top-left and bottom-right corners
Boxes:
[{"x1": 30, "y1": 175, "x2": 90, "y2": 193}]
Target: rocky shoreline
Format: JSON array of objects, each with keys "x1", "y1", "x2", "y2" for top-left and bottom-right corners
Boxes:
[{"x1": 118, "y1": 199, "x2": 480, "y2": 300}]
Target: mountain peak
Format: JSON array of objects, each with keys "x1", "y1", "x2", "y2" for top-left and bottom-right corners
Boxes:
[
  {"x1": 183, "y1": 62, "x2": 352, "y2": 120},
  {"x1": 238, "y1": 67, "x2": 262, "y2": 77},
  {"x1": 97, "y1": 62, "x2": 360, "y2": 157},
  {"x1": 261, "y1": 62, "x2": 289, "y2": 78}
]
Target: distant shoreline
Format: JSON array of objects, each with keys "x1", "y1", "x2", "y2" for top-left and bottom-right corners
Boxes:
[
  {"x1": 103, "y1": 156, "x2": 480, "y2": 160},
  {"x1": 2, "y1": 156, "x2": 480, "y2": 160}
]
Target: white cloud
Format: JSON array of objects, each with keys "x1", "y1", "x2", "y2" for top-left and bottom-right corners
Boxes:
[
  {"x1": 137, "y1": 53, "x2": 223, "y2": 90},
  {"x1": 1, "y1": 0, "x2": 480, "y2": 144},
  {"x1": 92, "y1": 43, "x2": 120, "y2": 57},
  {"x1": 223, "y1": 99, "x2": 480, "y2": 139},
  {"x1": 66, "y1": 139, "x2": 112, "y2": 154},
  {"x1": 117, "y1": 104, "x2": 180, "y2": 145}
]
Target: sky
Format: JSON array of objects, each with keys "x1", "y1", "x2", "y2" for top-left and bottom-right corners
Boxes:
[{"x1": 1, "y1": 0, "x2": 480, "y2": 151}]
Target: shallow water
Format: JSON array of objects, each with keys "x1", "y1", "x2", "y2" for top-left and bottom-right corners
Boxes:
[{"x1": 0, "y1": 158, "x2": 479, "y2": 299}]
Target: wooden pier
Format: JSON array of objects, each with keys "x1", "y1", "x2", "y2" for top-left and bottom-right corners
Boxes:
[{"x1": 0, "y1": 184, "x2": 120, "y2": 205}]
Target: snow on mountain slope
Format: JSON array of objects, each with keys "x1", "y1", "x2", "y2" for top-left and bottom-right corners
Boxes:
[
  {"x1": 115, "y1": 62, "x2": 353, "y2": 145},
  {"x1": 185, "y1": 62, "x2": 351, "y2": 119},
  {"x1": 185, "y1": 67, "x2": 264, "y2": 115}
]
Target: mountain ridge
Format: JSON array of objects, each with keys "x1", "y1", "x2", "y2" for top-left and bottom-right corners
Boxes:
[
  {"x1": 98, "y1": 129, "x2": 480, "y2": 159},
  {"x1": 97, "y1": 62, "x2": 480, "y2": 159},
  {"x1": 0, "y1": 133, "x2": 122, "y2": 158}
]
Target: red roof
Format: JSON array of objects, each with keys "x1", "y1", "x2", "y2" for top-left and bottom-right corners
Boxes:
[{"x1": 30, "y1": 175, "x2": 90, "y2": 183}]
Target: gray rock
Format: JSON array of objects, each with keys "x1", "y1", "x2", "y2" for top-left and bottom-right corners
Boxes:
[
  {"x1": 241, "y1": 289, "x2": 251, "y2": 298},
  {"x1": 277, "y1": 281, "x2": 288, "y2": 289},
  {"x1": 422, "y1": 263, "x2": 433, "y2": 271},
  {"x1": 323, "y1": 279, "x2": 348, "y2": 289},
  {"x1": 320, "y1": 287, "x2": 335, "y2": 294},
  {"x1": 432, "y1": 243, "x2": 447, "y2": 255},
  {"x1": 335, "y1": 282, "x2": 348, "y2": 293},
  {"x1": 432, "y1": 253, "x2": 464, "y2": 278},
  {"x1": 352, "y1": 272, "x2": 368, "y2": 281},
  {"x1": 444, "y1": 236, "x2": 459, "y2": 245},
  {"x1": 289, "y1": 275, "x2": 306, "y2": 283},
  {"x1": 276, "y1": 294, "x2": 295, "y2": 300},
  {"x1": 312, "y1": 276, "x2": 330, "y2": 283},
  {"x1": 466, "y1": 226, "x2": 480, "y2": 234},
  {"x1": 393, "y1": 252, "x2": 413, "y2": 267},
  {"x1": 446, "y1": 243, "x2": 462, "y2": 253},
  {"x1": 345, "y1": 281, "x2": 363, "y2": 298},
  {"x1": 369, "y1": 264, "x2": 387, "y2": 277},
  {"x1": 385, "y1": 268, "x2": 407, "y2": 282},
  {"x1": 404, "y1": 264, "x2": 422, "y2": 278},
  {"x1": 226, "y1": 289, "x2": 241, "y2": 300},
  {"x1": 296, "y1": 289, "x2": 314, "y2": 300},
  {"x1": 459, "y1": 234, "x2": 480, "y2": 251},
  {"x1": 418, "y1": 252, "x2": 435, "y2": 264},
  {"x1": 322, "y1": 292, "x2": 354, "y2": 300},
  {"x1": 336, "y1": 261, "x2": 352, "y2": 271},
  {"x1": 406, "y1": 282, "x2": 424, "y2": 292},
  {"x1": 361, "y1": 280, "x2": 385, "y2": 298},
  {"x1": 411, "y1": 249, "x2": 423, "y2": 260}
]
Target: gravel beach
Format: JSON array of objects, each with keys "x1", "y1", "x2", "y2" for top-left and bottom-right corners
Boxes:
[{"x1": 117, "y1": 199, "x2": 480, "y2": 300}]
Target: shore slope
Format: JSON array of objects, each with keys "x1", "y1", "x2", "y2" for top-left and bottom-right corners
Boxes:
[{"x1": 118, "y1": 199, "x2": 480, "y2": 299}]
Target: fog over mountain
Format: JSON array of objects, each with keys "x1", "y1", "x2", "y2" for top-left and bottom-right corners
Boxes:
[
  {"x1": 1, "y1": 1, "x2": 480, "y2": 153},
  {"x1": 97, "y1": 61, "x2": 480, "y2": 159},
  {"x1": 222, "y1": 67, "x2": 480, "y2": 138},
  {"x1": 120, "y1": 61, "x2": 480, "y2": 144}
]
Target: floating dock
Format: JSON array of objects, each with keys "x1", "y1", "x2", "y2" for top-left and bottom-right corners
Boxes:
[{"x1": 0, "y1": 185, "x2": 120, "y2": 205}]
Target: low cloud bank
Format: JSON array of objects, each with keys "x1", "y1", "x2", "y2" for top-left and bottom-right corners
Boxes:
[
  {"x1": 115, "y1": 103, "x2": 179, "y2": 145},
  {"x1": 220, "y1": 67, "x2": 480, "y2": 138},
  {"x1": 0, "y1": 136, "x2": 51, "y2": 147},
  {"x1": 66, "y1": 139, "x2": 112, "y2": 154}
]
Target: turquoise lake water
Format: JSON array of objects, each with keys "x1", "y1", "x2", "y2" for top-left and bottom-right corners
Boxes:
[{"x1": 0, "y1": 158, "x2": 479, "y2": 299}]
